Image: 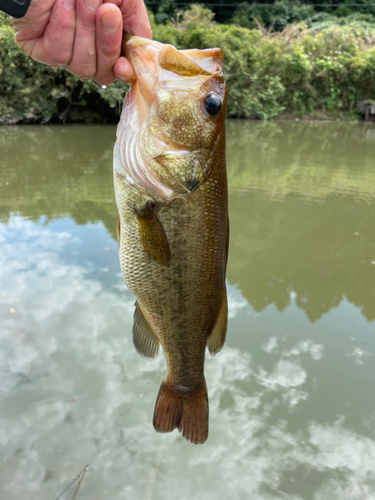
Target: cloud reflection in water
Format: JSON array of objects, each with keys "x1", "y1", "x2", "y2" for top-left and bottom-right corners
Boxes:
[{"x1": 0, "y1": 217, "x2": 375, "y2": 500}]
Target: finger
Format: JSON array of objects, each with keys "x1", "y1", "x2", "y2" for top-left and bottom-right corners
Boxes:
[
  {"x1": 68, "y1": 0, "x2": 102, "y2": 79},
  {"x1": 113, "y1": 56, "x2": 136, "y2": 83},
  {"x1": 16, "y1": 0, "x2": 77, "y2": 66},
  {"x1": 105, "y1": 0, "x2": 152, "y2": 39},
  {"x1": 11, "y1": 0, "x2": 56, "y2": 42},
  {"x1": 94, "y1": 4, "x2": 122, "y2": 86}
]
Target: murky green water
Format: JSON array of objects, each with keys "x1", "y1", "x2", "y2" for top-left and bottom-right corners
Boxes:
[{"x1": 1, "y1": 121, "x2": 375, "y2": 500}]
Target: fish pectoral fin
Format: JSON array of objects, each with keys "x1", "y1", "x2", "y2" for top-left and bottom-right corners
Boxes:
[
  {"x1": 207, "y1": 285, "x2": 228, "y2": 356},
  {"x1": 136, "y1": 204, "x2": 171, "y2": 265},
  {"x1": 133, "y1": 301, "x2": 160, "y2": 360}
]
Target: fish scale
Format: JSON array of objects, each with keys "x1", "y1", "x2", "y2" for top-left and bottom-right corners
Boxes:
[{"x1": 114, "y1": 35, "x2": 228, "y2": 444}]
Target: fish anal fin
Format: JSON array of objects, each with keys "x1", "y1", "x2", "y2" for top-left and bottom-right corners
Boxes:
[
  {"x1": 133, "y1": 301, "x2": 160, "y2": 360},
  {"x1": 136, "y1": 204, "x2": 171, "y2": 265},
  {"x1": 153, "y1": 379, "x2": 208, "y2": 445},
  {"x1": 207, "y1": 285, "x2": 228, "y2": 356}
]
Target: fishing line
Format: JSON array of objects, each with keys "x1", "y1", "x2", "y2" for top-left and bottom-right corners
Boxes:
[
  {"x1": 54, "y1": 452, "x2": 98, "y2": 500},
  {"x1": 70, "y1": 467, "x2": 88, "y2": 500}
]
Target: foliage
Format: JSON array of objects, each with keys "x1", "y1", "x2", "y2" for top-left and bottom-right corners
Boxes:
[
  {"x1": 232, "y1": 1, "x2": 316, "y2": 31},
  {"x1": 1, "y1": 6, "x2": 375, "y2": 122},
  {"x1": 0, "y1": 12, "x2": 128, "y2": 124},
  {"x1": 153, "y1": 5, "x2": 375, "y2": 119},
  {"x1": 149, "y1": 0, "x2": 178, "y2": 25},
  {"x1": 146, "y1": 0, "x2": 375, "y2": 25},
  {"x1": 231, "y1": 1, "x2": 375, "y2": 31},
  {"x1": 148, "y1": 0, "x2": 375, "y2": 25}
]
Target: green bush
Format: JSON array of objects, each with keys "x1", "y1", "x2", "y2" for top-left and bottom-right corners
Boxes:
[
  {"x1": 154, "y1": 7, "x2": 375, "y2": 119},
  {"x1": 232, "y1": 1, "x2": 316, "y2": 31},
  {"x1": 1, "y1": 6, "x2": 375, "y2": 123},
  {"x1": 0, "y1": 12, "x2": 128, "y2": 124}
]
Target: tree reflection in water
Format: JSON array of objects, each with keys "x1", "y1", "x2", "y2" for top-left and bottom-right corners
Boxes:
[
  {"x1": 1, "y1": 121, "x2": 374, "y2": 323},
  {"x1": 1, "y1": 121, "x2": 375, "y2": 499}
]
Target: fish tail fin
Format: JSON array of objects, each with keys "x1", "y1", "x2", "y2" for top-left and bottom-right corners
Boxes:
[{"x1": 153, "y1": 378, "x2": 209, "y2": 444}]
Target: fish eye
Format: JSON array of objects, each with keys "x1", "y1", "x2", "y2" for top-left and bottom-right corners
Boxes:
[{"x1": 203, "y1": 93, "x2": 222, "y2": 116}]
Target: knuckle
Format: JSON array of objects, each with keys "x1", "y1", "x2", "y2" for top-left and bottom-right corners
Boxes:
[
  {"x1": 78, "y1": 16, "x2": 96, "y2": 32},
  {"x1": 123, "y1": 11, "x2": 137, "y2": 29},
  {"x1": 99, "y1": 45, "x2": 119, "y2": 59},
  {"x1": 44, "y1": 45, "x2": 72, "y2": 66},
  {"x1": 57, "y1": 17, "x2": 76, "y2": 33},
  {"x1": 52, "y1": 54, "x2": 71, "y2": 66}
]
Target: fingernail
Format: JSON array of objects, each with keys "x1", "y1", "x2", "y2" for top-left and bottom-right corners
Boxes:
[
  {"x1": 84, "y1": 0, "x2": 100, "y2": 11},
  {"x1": 101, "y1": 11, "x2": 121, "y2": 33}
]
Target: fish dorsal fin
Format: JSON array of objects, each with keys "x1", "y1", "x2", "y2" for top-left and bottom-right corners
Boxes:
[
  {"x1": 137, "y1": 204, "x2": 171, "y2": 265},
  {"x1": 133, "y1": 300, "x2": 160, "y2": 360},
  {"x1": 159, "y1": 45, "x2": 212, "y2": 77},
  {"x1": 207, "y1": 285, "x2": 228, "y2": 356}
]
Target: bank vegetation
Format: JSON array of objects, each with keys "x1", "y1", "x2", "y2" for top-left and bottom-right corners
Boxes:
[{"x1": 1, "y1": 5, "x2": 375, "y2": 123}]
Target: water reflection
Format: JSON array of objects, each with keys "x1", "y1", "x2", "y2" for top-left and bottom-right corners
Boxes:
[
  {"x1": 225, "y1": 120, "x2": 375, "y2": 323},
  {"x1": 228, "y1": 192, "x2": 375, "y2": 322},
  {"x1": 226, "y1": 120, "x2": 375, "y2": 200},
  {"x1": 1, "y1": 123, "x2": 374, "y2": 322},
  {"x1": 1, "y1": 217, "x2": 374, "y2": 500},
  {"x1": 0, "y1": 122, "x2": 375, "y2": 499},
  {"x1": 0, "y1": 126, "x2": 116, "y2": 235}
]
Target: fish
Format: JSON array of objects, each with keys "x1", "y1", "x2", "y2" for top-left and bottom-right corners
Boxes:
[{"x1": 113, "y1": 35, "x2": 228, "y2": 444}]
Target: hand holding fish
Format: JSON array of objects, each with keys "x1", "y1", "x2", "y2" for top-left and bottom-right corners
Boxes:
[{"x1": 10, "y1": 0, "x2": 151, "y2": 85}]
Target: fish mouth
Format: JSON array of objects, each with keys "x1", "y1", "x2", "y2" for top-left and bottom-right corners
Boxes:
[
  {"x1": 123, "y1": 35, "x2": 224, "y2": 112},
  {"x1": 123, "y1": 35, "x2": 223, "y2": 77},
  {"x1": 115, "y1": 36, "x2": 224, "y2": 200}
]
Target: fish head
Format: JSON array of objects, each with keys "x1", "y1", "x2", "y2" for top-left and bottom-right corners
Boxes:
[{"x1": 114, "y1": 36, "x2": 227, "y2": 200}]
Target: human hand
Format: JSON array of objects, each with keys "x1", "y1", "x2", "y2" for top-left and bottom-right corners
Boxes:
[{"x1": 10, "y1": 0, "x2": 152, "y2": 86}]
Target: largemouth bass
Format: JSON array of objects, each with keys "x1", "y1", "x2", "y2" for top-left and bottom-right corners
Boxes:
[{"x1": 114, "y1": 35, "x2": 228, "y2": 444}]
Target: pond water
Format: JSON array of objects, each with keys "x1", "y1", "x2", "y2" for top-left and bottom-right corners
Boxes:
[{"x1": 1, "y1": 121, "x2": 375, "y2": 500}]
